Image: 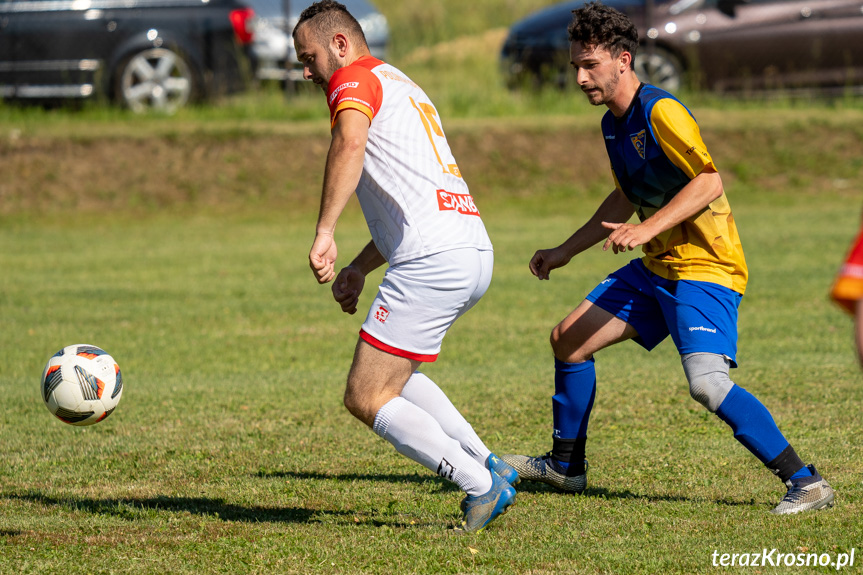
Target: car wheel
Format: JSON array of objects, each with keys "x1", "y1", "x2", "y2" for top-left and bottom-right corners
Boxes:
[
  {"x1": 634, "y1": 47, "x2": 684, "y2": 93},
  {"x1": 116, "y1": 47, "x2": 197, "y2": 113}
]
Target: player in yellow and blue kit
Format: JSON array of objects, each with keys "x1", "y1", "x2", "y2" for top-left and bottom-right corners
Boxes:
[{"x1": 502, "y1": 2, "x2": 834, "y2": 514}]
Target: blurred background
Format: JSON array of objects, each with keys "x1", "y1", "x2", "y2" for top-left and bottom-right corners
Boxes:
[{"x1": 1, "y1": 0, "x2": 862, "y2": 116}]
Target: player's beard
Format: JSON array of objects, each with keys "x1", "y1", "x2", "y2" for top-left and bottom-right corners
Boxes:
[
  {"x1": 583, "y1": 73, "x2": 620, "y2": 107},
  {"x1": 320, "y1": 50, "x2": 343, "y2": 92}
]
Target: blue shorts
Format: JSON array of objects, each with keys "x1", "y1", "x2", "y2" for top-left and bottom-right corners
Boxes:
[{"x1": 586, "y1": 259, "x2": 743, "y2": 366}]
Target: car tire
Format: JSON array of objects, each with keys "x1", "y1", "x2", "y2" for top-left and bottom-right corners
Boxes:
[
  {"x1": 115, "y1": 47, "x2": 198, "y2": 113},
  {"x1": 634, "y1": 47, "x2": 684, "y2": 93}
]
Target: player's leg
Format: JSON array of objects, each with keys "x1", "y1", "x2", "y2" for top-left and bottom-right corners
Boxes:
[
  {"x1": 504, "y1": 260, "x2": 666, "y2": 493},
  {"x1": 346, "y1": 339, "x2": 494, "y2": 496},
  {"x1": 396, "y1": 250, "x2": 517, "y2": 484},
  {"x1": 350, "y1": 342, "x2": 515, "y2": 531},
  {"x1": 682, "y1": 352, "x2": 834, "y2": 513},
  {"x1": 668, "y1": 279, "x2": 834, "y2": 513},
  {"x1": 503, "y1": 298, "x2": 639, "y2": 492},
  {"x1": 549, "y1": 298, "x2": 638, "y2": 470},
  {"x1": 400, "y1": 371, "x2": 518, "y2": 484},
  {"x1": 401, "y1": 372, "x2": 491, "y2": 464},
  {"x1": 681, "y1": 352, "x2": 801, "y2": 470},
  {"x1": 354, "y1": 249, "x2": 515, "y2": 530}
]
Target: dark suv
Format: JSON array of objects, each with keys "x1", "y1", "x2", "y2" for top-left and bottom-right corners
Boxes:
[{"x1": 0, "y1": 0, "x2": 256, "y2": 112}]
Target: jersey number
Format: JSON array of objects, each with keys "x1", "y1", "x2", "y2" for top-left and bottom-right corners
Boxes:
[{"x1": 409, "y1": 97, "x2": 462, "y2": 179}]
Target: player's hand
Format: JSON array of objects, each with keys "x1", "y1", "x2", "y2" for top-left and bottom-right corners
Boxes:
[
  {"x1": 332, "y1": 265, "x2": 365, "y2": 314},
  {"x1": 529, "y1": 247, "x2": 571, "y2": 280},
  {"x1": 309, "y1": 232, "x2": 338, "y2": 284},
  {"x1": 601, "y1": 222, "x2": 651, "y2": 254}
]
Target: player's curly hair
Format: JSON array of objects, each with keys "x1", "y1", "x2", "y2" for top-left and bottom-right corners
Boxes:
[
  {"x1": 567, "y1": 1, "x2": 638, "y2": 61},
  {"x1": 292, "y1": 0, "x2": 368, "y2": 49}
]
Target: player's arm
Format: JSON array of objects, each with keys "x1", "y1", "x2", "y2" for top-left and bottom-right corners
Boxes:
[
  {"x1": 602, "y1": 169, "x2": 722, "y2": 254},
  {"x1": 603, "y1": 99, "x2": 722, "y2": 254},
  {"x1": 332, "y1": 241, "x2": 385, "y2": 315},
  {"x1": 309, "y1": 108, "x2": 370, "y2": 284},
  {"x1": 530, "y1": 187, "x2": 634, "y2": 280}
]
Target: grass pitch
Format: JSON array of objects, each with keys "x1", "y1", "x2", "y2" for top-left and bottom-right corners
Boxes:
[
  {"x1": 1, "y1": 114, "x2": 861, "y2": 573},
  {"x1": 2, "y1": 0, "x2": 861, "y2": 569}
]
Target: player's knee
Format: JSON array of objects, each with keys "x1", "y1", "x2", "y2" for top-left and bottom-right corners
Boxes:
[
  {"x1": 343, "y1": 383, "x2": 376, "y2": 427},
  {"x1": 682, "y1": 353, "x2": 734, "y2": 413},
  {"x1": 342, "y1": 387, "x2": 364, "y2": 420},
  {"x1": 550, "y1": 324, "x2": 590, "y2": 363},
  {"x1": 549, "y1": 324, "x2": 562, "y2": 349}
]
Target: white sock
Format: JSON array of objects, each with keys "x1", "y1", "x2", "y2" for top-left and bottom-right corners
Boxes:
[
  {"x1": 373, "y1": 397, "x2": 492, "y2": 496},
  {"x1": 401, "y1": 371, "x2": 492, "y2": 466}
]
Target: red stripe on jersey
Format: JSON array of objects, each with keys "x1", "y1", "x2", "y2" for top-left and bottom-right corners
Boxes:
[
  {"x1": 327, "y1": 56, "x2": 385, "y2": 127},
  {"x1": 359, "y1": 329, "x2": 439, "y2": 363}
]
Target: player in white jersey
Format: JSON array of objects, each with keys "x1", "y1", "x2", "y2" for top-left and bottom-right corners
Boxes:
[{"x1": 292, "y1": 0, "x2": 517, "y2": 532}]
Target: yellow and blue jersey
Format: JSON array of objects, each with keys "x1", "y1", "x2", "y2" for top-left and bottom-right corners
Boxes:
[{"x1": 602, "y1": 84, "x2": 748, "y2": 294}]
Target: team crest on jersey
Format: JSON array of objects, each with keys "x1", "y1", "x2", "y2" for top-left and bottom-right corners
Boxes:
[
  {"x1": 630, "y1": 130, "x2": 646, "y2": 159},
  {"x1": 374, "y1": 306, "x2": 390, "y2": 323}
]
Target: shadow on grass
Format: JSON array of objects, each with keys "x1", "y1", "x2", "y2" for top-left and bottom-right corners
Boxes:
[
  {"x1": 257, "y1": 470, "x2": 459, "y2": 493},
  {"x1": 3, "y1": 491, "x2": 347, "y2": 524},
  {"x1": 508, "y1": 483, "x2": 759, "y2": 507},
  {"x1": 259, "y1": 471, "x2": 758, "y2": 506}
]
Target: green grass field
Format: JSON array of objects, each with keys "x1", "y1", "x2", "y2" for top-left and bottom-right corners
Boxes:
[
  {"x1": 1, "y1": 111, "x2": 862, "y2": 573},
  {"x1": 2, "y1": 0, "x2": 863, "y2": 570}
]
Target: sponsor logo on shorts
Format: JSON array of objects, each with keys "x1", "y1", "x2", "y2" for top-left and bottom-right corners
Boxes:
[
  {"x1": 328, "y1": 81, "x2": 359, "y2": 104},
  {"x1": 374, "y1": 306, "x2": 390, "y2": 323},
  {"x1": 689, "y1": 326, "x2": 717, "y2": 333},
  {"x1": 437, "y1": 189, "x2": 480, "y2": 216}
]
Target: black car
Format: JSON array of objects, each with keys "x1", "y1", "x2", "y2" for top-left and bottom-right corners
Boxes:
[
  {"x1": 0, "y1": 0, "x2": 256, "y2": 112},
  {"x1": 501, "y1": 0, "x2": 863, "y2": 94}
]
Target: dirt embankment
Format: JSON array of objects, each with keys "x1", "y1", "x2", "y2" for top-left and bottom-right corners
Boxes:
[
  {"x1": 0, "y1": 123, "x2": 607, "y2": 215},
  {"x1": 2, "y1": 113, "x2": 861, "y2": 216}
]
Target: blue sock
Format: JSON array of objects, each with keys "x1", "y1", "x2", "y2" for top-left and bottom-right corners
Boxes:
[
  {"x1": 715, "y1": 384, "x2": 790, "y2": 465},
  {"x1": 789, "y1": 465, "x2": 813, "y2": 481},
  {"x1": 551, "y1": 358, "x2": 596, "y2": 469}
]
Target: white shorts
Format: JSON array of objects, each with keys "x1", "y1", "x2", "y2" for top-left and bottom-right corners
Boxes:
[{"x1": 360, "y1": 248, "x2": 493, "y2": 362}]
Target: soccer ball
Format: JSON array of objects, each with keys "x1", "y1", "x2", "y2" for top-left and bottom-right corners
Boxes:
[{"x1": 41, "y1": 344, "x2": 123, "y2": 426}]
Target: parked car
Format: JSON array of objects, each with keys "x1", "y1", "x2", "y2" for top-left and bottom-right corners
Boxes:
[
  {"x1": 246, "y1": 0, "x2": 388, "y2": 85},
  {"x1": 0, "y1": 0, "x2": 256, "y2": 112},
  {"x1": 501, "y1": 0, "x2": 863, "y2": 94}
]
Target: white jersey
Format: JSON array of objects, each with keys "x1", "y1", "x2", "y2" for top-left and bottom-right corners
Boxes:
[{"x1": 326, "y1": 56, "x2": 492, "y2": 265}]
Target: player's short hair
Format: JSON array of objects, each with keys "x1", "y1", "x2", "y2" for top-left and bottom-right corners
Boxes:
[
  {"x1": 567, "y1": 1, "x2": 639, "y2": 62},
  {"x1": 292, "y1": 0, "x2": 369, "y2": 50}
]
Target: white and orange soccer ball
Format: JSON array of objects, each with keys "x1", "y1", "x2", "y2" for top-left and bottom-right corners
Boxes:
[{"x1": 41, "y1": 344, "x2": 123, "y2": 426}]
